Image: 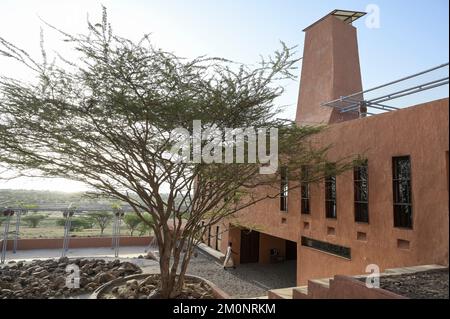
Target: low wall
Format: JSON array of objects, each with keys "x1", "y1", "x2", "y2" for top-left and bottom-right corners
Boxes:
[
  {"x1": 327, "y1": 275, "x2": 406, "y2": 299},
  {"x1": 3, "y1": 236, "x2": 153, "y2": 251},
  {"x1": 291, "y1": 275, "x2": 406, "y2": 299}
]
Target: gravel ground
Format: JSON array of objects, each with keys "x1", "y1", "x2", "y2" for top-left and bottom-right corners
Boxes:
[
  {"x1": 90, "y1": 250, "x2": 296, "y2": 298},
  {"x1": 359, "y1": 268, "x2": 449, "y2": 299},
  {"x1": 186, "y1": 250, "x2": 296, "y2": 298}
]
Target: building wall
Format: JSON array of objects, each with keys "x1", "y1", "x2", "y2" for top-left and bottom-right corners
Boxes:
[
  {"x1": 259, "y1": 232, "x2": 286, "y2": 264},
  {"x1": 216, "y1": 98, "x2": 449, "y2": 285},
  {"x1": 295, "y1": 15, "x2": 363, "y2": 126},
  {"x1": 3, "y1": 236, "x2": 152, "y2": 251},
  {"x1": 206, "y1": 10, "x2": 448, "y2": 286},
  {"x1": 294, "y1": 98, "x2": 449, "y2": 284}
]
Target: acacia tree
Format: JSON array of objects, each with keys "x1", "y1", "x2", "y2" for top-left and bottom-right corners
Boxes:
[
  {"x1": 0, "y1": 9, "x2": 354, "y2": 298},
  {"x1": 123, "y1": 213, "x2": 143, "y2": 236},
  {"x1": 89, "y1": 211, "x2": 113, "y2": 236}
]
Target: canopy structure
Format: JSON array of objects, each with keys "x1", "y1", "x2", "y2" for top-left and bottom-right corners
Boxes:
[
  {"x1": 321, "y1": 62, "x2": 450, "y2": 116},
  {"x1": 303, "y1": 9, "x2": 366, "y2": 31}
]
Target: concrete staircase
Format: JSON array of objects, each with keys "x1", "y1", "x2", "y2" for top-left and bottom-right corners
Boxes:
[{"x1": 268, "y1": 264, "x2": 447, "y2": 299}]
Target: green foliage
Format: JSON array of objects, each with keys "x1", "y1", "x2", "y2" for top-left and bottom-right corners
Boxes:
[
  {"x1": 88, "y1": 211, "x2": 113, "y2": 235},
  {"x1": 70, "y1": 217, "x2": 94, "y2": 231},
  {"x1": 123, "y1": 213, "x2": 142, "y2": 236},
  {"x1": 22, "y1": 214, "x2": 47, "y2": 228},
  {"x1": 123, "y1": 212, "x2": 153, "y2": 236},
  {"x1": 56, "y1": 217, "x2": 93, "y2": 231},
  {"x1": 137, "y1": 213, "x2": 153, "y2": 236}
]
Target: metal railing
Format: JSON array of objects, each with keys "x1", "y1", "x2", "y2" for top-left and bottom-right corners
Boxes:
[{"x1": 322, "y1": 62, "x2": 449, "y2": 116}]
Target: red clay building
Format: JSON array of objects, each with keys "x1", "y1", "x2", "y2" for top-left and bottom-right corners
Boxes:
[{"x1": 204, "y1": 10, "x2": 449, "y2": 286}]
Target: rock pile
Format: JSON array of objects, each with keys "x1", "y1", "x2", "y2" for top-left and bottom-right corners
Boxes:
[
  {"x1": 100, "y1": 274, "x2": 215, "y2": 299},
  {"x1": 0, "y1": 257, "x2": 142, "y2": 299}
]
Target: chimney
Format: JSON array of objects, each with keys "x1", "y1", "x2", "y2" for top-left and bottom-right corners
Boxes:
[{"x1": 295, "y1": 10, "x2": 366, "y2": 126}]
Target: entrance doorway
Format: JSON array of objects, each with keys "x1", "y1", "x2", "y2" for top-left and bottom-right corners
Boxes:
[
  {"x1": 240, "y1": 230, "x2": 260, "y2": 263},
  {"x1": 285, "y1": 240, "x2": 297, "y2": 260}
]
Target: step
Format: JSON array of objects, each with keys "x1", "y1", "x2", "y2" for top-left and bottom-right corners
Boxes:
[
  {"x1": 268, "y1": 287, "x2": 295, "y2": 299},
  {"x1": 292, "y1": 286, "x2": 309, "y2": 299},
  {"x1": 309, "y1": 277, "x2": 331, "y2": 288},
  {"x1": 197, "y1": 243, "x2": 225, "y2": 262}
]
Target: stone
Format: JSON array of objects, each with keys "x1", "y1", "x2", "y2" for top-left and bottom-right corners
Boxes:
[
  {"x1": 32, "y1": 270, "x2": 49, "y2": 278},
  {"x1": 0, "y1": 282, "x2": 12, "y2": 289},
  {"x1": 52, "y1": 277, "x2": 66, "y2": 289},
  {"x1": 94, "y1": 272, "x2": 115, "y2": 284},
  {"x1": 12, "y1": 283, "x2": 22, "y2": 290},
  {"x1": 145, "y1": 251, "x2": 158, "y2": 261},
  {"x1": 126, "y1": 279, "x2": 139, "y2": 290}
]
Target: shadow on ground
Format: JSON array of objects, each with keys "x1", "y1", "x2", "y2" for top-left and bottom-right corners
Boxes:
[{"x1": 187, "y1": 249, "x2": 296, "y2": 298}]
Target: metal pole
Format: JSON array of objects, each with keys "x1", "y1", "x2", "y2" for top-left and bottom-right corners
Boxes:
[
  {"x1": 1, "y1": 209, "x2": 14, "y2": 264},
  {"x1": 61, "y1": 210, "x2": 74, "y2": 257},
  {"x1": 368, "y1": 79, "x2": 449, "y2": 105},
  {"x1": 65, "y1": 211, "x2": 74, "y2": 252},
  {"x1": 112, "y1": 209, "x2": 124, "y2": 258},
  {"x1": 61, "y1": 211, "x2": 69, "y2": 257},
  {"x1": 13, "y1": 209, "x2": 25, "y2": 254},
  {"x1": 322, "y1": 62, "x2": 450, "y2": 107},
  {"x1": 111, "y1": 215, "x2": 118, "y2": 250},
  {"x1": 339, "y1": 78, "x2": 449, "y2": 113},
  {"x1": 114, "y1": 216, "x2": 121, "y2": 258}
]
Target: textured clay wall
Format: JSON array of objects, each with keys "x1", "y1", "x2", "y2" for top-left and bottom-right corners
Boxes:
[
  {"x1": 217, "y1": 98, "x2": 448, "y2": 286},
  {"x1": 296, "y1": 98, "x2": 449, "y2": 284},
  {"x1": 295, "y1": 15, "x2": 362, "y2": 126}
]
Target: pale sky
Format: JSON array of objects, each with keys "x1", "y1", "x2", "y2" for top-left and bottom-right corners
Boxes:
[{"x1": 0, "y1": 0, "x2": 448, "y2": 192}]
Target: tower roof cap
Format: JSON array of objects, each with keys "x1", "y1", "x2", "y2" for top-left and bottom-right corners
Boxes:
[{"x1": 303, "y1": 9, "x2": 366, "y2": 32}]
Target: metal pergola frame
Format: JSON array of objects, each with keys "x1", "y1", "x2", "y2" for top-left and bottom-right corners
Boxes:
[
  {"x1": 322, "y1": 62, "x2": 449, "y2": 116},
  {"x1": 0, "y1": 206, "x2": 150, "y2": 263}
]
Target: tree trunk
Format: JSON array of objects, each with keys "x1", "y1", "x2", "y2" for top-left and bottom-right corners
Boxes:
[{"x1": 159, "y1": 247, "x2": 178, "y2": 298}]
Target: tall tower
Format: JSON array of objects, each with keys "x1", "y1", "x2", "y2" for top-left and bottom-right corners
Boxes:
[{"x1": 295, "y1": 10, "x2": 366, "y2": 126}]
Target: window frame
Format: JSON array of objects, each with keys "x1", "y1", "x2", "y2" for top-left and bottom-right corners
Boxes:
[
  {"x1": 280, "y1": 166, "x2": 288, "y2": 212},
  {"x1": 354, "y1": 160, "x2": 369, "y2": 223},
  {"x1": 301, "y1": 165, "x2": 311, "y2": 214},
  {"x1": 325, "y1": 164, "x2": 337, "y2": 219},
  {"x1": 392, "y1": 156, "x2": 413, "y2": 229}
]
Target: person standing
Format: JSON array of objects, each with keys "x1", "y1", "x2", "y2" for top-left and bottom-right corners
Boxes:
[{"x1": 223, "y1": 242, "x2": 236, "y2": 269}]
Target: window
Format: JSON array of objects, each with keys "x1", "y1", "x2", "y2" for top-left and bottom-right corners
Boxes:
[
  {"x1": 215, "y1": 226, "x2": 221, "y2": 250},
  {"x1": 301, "y1": 236, "x2": 351, "y2": 259},
  {"x1": 325, "y1": 164, "x2": 337, "y2": 219},
  {"x1": 207, "y1": 225, "x2": 211, "y2": 246},
  {"x1": 354, "y1": 160, "x2": 369, "y2": 223},
  {"x1": 280, "y1": 167, "x2": 288, "y2": 212},
  {"x1": 392, "y1": 156, "x2": 413, "y2": 228},
  {"x1": 201, "y1": 221, "x2": 205, "y2": 243},
  {"x1": 301, "y1": 165, "x2": 310, "y2": 214}
]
